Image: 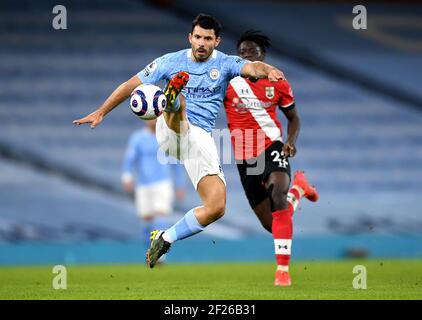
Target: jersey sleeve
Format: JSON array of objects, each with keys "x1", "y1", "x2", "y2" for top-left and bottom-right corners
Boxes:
[
  {"x1": 224, "y1": 55, "x2": 249, "y2": 79},
  {"x1": 137, "y1": 54, "x2": 170, "y2": 84},
  {"x1": 278, "y1": 80, "x2": 295, "y2": 111}
]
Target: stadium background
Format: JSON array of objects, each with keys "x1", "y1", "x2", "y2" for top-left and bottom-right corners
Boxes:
[{"x1": 0, "y1": 0, "x2": 421, "y2": 268}]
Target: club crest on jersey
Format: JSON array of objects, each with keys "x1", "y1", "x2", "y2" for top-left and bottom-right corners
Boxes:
[
  {"x1": 209, "y1": 68, "x2": 220, "y2": 80},
  {"x1": 265, "y1": 86, "x2": 275, "y2": 99}
]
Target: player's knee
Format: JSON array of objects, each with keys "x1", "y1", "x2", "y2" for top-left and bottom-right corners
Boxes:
[
  {"x1": 211, "y1": 201, "x2": 226, "y2": 220},
  {"x1": 273, "y1": 193, "x2": 288, "y2": 211},
  {"x1": 207, "y1": 199, "x2": 226, "y2": 221},
  {"x1": 269, "y1": 189, "x2": 288, "y2": 211}
]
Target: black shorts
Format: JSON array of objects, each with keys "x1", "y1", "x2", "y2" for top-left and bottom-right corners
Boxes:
[{"x1": 236, "y1": 141, "x2": 291, "y2": 209}]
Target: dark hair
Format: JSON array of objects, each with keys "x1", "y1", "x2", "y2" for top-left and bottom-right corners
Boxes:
[
  {"x1": 237, "y1": 29, "x2": 271, "y2": 54},
  {"x1": 192, "y1": 13, "x2": 222, "y2": 38}
]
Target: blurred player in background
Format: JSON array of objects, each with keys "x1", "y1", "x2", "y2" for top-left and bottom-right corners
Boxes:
[
  {"x1": 74, "y1": 14, "x2": 286, "y2": 268},
  {"x1": 224, "y1": 30, "x2": 319, "y2": 286},
  {"x1": 121, "y1": 119, "x2": 186, "y2": 247}
]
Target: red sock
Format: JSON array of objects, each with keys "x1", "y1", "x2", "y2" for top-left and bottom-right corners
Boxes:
[
  {"x1": 272, "y1": 207, "x2": 293, "y2": 267},
  {"x1": 287, "y1": 187, "x2": 301, "y2": 217},
  {"x1": 272, "y1": 187, "x2": 302, "y2": 267}
]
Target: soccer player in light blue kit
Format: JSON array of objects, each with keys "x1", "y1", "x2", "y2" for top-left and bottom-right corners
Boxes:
[
  {"x1": 73, "y1": 14, "x2": 285, "y2": 268},
  {"x1": 121, "y1": 119, "x2": 186, "y2": 246}
]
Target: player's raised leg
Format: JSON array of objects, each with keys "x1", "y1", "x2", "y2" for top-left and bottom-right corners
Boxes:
[
  {"x1": 162, "y1": 71, "x2": 190, "y2": 134},
  {"x1": 147, "y1": 71, "x2": 226, "y2": 268}
]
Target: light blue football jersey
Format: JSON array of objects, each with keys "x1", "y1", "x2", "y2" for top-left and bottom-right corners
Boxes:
[{"x1": 137, "y1": 49, "x2": 248, "y2": 132}]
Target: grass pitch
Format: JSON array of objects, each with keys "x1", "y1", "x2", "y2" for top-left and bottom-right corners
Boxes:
[{"x1": 0, "y1": 260, "x2": 421, "y2": 299}]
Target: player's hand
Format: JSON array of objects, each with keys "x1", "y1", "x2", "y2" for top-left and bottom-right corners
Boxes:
[
  {"x1": 282, "y1": 142, "x2": 296, "y2": 158},
  {"x1": 73, "y1": 110, "x2": 104, "y2": 129},
  {"x1": 268, "y1": 68, "x2": 285, "y2": 82}
]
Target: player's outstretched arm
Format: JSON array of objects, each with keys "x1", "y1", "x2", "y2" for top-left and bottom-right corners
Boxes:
[
  {"x1": 240, "y1": 61, "x2": 285, "y2": 82},
  {"x1": 73, "y1": 75, "x2": 142, "y2": 128}
]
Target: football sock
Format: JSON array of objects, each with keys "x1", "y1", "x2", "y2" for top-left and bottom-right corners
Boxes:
[
  {"x1": 272, "y1": 207, "x2": 293, "y2": 267},
  {"x1": 277, "y1": 265, "x2": 289, "y2": 272},
  {"x1": 287, "y1": 186, "x2": 302, "y2": 216},
  {"x1": 272, "y1": 186, "x2": 304, "y2": 268},
  {"x1": 162, "y1": 207, "x2": 205, "y2": 243}
]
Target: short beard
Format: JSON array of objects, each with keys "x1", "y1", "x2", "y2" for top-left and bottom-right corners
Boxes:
[{"x1": 193, "y1": 50, "x2": 210, "y2": 62}]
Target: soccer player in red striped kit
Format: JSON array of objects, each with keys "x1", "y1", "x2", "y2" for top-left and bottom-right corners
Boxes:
[{"x1": 224, "y1": 30, "x2": 319, "y2": 286}]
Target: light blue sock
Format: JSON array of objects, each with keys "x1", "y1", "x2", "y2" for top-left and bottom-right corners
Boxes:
[
  {"x1": 164, "y1": 95, "x2": 181, "y2": 113},
  {"x1": 162, "y1": 208, "x2": 205, "y2": 243}
]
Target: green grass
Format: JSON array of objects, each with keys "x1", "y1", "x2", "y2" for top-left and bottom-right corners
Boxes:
[{"x1": 0, "y1": 260, "x2": 421, "y2": 299}]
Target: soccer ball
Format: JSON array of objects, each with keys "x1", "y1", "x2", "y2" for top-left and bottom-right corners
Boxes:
[{"x1": 129, "y1": 84, "x2": 167, "y2": 120}]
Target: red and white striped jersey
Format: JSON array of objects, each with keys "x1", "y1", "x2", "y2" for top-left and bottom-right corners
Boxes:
[{"x1": 224, "y1": 77, "x2": 295, "y2": 160}]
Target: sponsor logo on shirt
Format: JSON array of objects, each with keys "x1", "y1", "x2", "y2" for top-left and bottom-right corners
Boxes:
[
  {"x1": 231, "y1": 97, "x2": 273, "y2": 113},
  {"x1": 183, "y1": 86, "x2": 222, "y2": 99}
]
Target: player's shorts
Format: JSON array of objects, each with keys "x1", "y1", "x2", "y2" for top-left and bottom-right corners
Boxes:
[
  {"x1": 236, "y1": 140, "x2": 291, "y2": 209},
  {"x1": 156, "y1": 115, "x2": 225, "y2": 190},
  {"x1": 135, "y1": 180, "x2": 174, "y2": 218}
]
